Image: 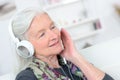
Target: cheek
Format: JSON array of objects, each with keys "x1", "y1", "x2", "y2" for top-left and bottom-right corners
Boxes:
[
  {"x1": 35, "y1": 40, "x2": 47, "y2": 49},
  {"x1": 31, "y1": 39, "x2": 48, "y2": 53},
  {"x1": 56, "y1": 29, "x2": 61, "y2": 38},
  {"x1": 34, "y1": 40, "x2": 49, "y2": 56},
  {"x1": 59, "y1": 32, "x2": 61, "y2": 39}
]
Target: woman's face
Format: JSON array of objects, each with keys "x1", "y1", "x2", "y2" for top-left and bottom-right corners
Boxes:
[{"x1": 27, "y1": 13, "x2": 63, "y2": 57}]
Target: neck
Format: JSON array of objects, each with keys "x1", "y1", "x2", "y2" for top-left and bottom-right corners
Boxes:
[{"x1": 36, "y1": 54, "x2": 60, "y2": 68}]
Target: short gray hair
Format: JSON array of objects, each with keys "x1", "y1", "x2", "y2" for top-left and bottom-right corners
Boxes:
[{"x1": 11, "y1": 8, "x2": 45, "y2": 40}]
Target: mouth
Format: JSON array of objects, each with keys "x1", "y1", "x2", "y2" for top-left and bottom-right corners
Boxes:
[{"x1": 49, "y1": 41, "x2": 59, "y2": 47}]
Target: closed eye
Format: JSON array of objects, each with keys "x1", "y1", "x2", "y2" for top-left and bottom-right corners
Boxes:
[
  {"x1": 40, "y1": 32, "x2": 45, "y2": 38},
  {"x1": 50, "y1": 25, "x2": 56, "y2": 30}
]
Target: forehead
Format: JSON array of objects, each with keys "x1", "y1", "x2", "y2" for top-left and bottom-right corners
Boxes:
[
  {"x1": 31, "y1": 13, "x2": 52, "y2": 26},
  {"x1": 26, "y1": 13, "x2": 53, "y2": 36}
]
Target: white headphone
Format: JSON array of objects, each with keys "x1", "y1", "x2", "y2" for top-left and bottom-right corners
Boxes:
[{"x1": 9, "y1": 16, "x2": 34, "y2": 58}]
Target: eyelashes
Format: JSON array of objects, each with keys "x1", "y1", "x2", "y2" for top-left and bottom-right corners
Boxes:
[
  {"x1": 39, "y1": 25, "x2": 57, "y2": 38},
  {"x1": 50, "y1": 25, "x2": 56, "y2": 30},
  {"x1": 40, "y1": 32, "x2": 45, "y2": 37}
]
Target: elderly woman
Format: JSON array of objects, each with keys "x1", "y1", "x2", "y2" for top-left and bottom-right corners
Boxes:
[{"x1": 9, "y1": 8, "x2": 113, "y2": 80}]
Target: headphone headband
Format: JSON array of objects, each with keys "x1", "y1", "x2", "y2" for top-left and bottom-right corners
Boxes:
[
  {"x1": 9, "y1": 16, "x2": 20, "y2": 44},
  {"x1": 8, "y1": 12, "x2": 34, "y2": 58}
]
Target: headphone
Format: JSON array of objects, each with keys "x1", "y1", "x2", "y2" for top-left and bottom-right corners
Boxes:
[{"x1": 9, "y1": 15, "x2": 34, "y2": 58}]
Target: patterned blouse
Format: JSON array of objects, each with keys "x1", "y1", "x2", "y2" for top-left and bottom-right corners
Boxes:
[
  {"x1": 28, "y1": 57, "x2": 87, "y2": 80},
  {"x1": 16, "y1": 57, "x2": 114, "y2": 80}
]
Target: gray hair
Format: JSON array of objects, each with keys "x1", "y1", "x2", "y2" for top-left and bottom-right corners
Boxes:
[
  {"x1": 11, "y1": 8, "x2": 45, "y2": 40},
  {"x1": 11, "y1": 8, "x2": 46, "y2": 74}
]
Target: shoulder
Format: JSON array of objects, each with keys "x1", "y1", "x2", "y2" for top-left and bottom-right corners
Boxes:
[
  {"x1": 103, "y1": 73, "x2": 114, "y2": 80},
  {"x1": 15, "y1": 68, "x2": 37, "y2": 80}
]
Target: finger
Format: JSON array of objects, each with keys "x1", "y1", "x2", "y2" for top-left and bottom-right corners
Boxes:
[
  {"x1": 61, "y1": 28, "x2": 75, "y2": 48},
  {"x1": 61, "y1": 28, "x2": 74, "y2": 48},
  {"x1": 61, "y1": 28, "x2": 71, "y2": 41},
  {"x1": 61, "y1": 28, "x2": 69, "y2": 47},
  {"x1": 60, "y1": 28, "x2": 67, "y2": 49}
]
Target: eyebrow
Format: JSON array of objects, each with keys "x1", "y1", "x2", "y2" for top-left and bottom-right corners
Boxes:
[
  {"x1": 36, "y1": 22, "x2": 55, "y2": 36},
  {"x1": 36, "y1": 29, "x2": 45, "y2": 37},
  {"x1": 50, "y1": 21, "x2": 55, "y2": 27}
]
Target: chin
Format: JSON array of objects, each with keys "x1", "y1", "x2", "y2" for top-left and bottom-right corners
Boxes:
[{"x1": 54, "y1": 47, "x2": 63, "y2": 55}]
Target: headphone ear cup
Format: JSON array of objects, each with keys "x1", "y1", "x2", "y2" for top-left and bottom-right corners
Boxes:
[{"x1": 16, "y1": 40, "x2": 34, "y2": 58}]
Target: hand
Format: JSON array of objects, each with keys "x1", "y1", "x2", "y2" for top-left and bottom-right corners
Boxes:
[
  {"x1": 60, "y1": 29, "x2": 106, "y2": 80},
  {"x1": 60, "y1": 28, "x2": 78, "y2": 61}
]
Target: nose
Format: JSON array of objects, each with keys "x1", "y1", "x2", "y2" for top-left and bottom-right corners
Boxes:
[{"x1": 49, "y1": 30, "x2": 57, "y2": 41}]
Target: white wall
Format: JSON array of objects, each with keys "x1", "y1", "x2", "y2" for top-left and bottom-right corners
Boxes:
[
  {"x1": 0, "y1": 20, "x2": 14, "y2": 75},
  {"x1": 14, "y1": 0, "x2": 43, "y2": 11}
]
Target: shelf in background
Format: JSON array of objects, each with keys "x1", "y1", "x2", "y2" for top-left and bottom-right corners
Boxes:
[
  {"x1": 43, "y1": 0, "x2": 103, "y2": 41},
  {"x1": 62, "y1": 17, "x2": 100, "y2": 28},
  {"x1": 65, "y1": 17, "x2": 103, "y2": 41},
  {"x1": 44, "y1": 0, "x2": 87, "y2": 26},
  {"x1": 43, "y1": 0, "x2": 80, "y2": 10}
]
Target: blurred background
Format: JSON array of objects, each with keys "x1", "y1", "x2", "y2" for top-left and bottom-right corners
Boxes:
[{"x1": 0, "y1": 0, "x2": 120, "y2": 77}]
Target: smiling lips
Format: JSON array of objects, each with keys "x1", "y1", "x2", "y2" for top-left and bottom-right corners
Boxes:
[{"x1": 49, "y1": 41, "x2": 59, "y2": 47}]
